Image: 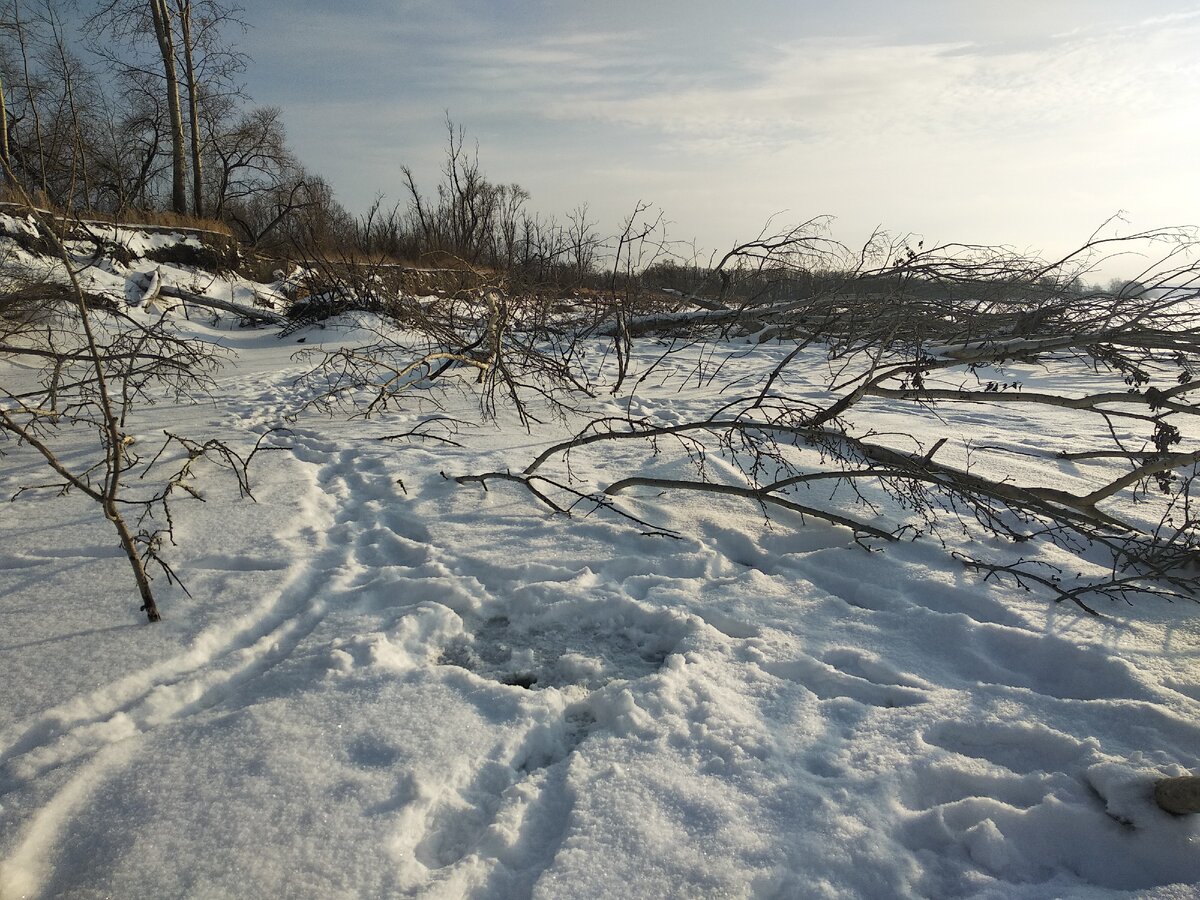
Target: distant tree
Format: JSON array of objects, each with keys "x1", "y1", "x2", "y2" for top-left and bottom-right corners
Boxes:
[
  {"x1": 402, "y1": 117, "x2": 534, "y2": 267},
  {"x1": 1108, "y1": 276, "x2": 1148, "y2": 298},
  {"x1": 495, "y1": 182, "x2": 529, "y2": 269},
  {"x1": 565, "y1": 202, "x2": 601, "y2": 284}
]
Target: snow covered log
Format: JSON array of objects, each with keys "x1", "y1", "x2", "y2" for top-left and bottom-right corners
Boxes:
[
  {"x1": 126, "y1": 269, "x2": 162, "y2": 307},
  {"x1": 158, "y1": 285, "x2": 288, "y2": 326},
  {"x1": 1155, "y1": 776, "x2": 1200, "y2": 815}
]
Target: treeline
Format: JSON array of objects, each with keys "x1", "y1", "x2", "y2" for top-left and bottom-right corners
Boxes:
[
  {"x1": 0, "y1": 1, "x2": 1144, "y2": 301},
  {"x1": 339, "y1": 119, "x2": 609, "y2": 286},
  {"x1": 639, "y1": 260, "x2": 1117, "y2": 306},
  {"x1": 0, "y1": 2, "x2": 614, "y2": 282},
  {"x1": 0, "y1": 0, "x2": 340, "y2": 247}
]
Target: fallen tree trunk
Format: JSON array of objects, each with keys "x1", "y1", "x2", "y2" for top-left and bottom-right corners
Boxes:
[{"x1": 158, "y1": 285, "x2": 287, "y2": 327}]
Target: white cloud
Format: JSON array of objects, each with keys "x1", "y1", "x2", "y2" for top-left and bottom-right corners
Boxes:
[
  {"x1": 526, "y1": 17, "x2": 1200, "y2": 159},
  {"x1": 244, "y1": 2, "x2": 1200, "y2": 264}
]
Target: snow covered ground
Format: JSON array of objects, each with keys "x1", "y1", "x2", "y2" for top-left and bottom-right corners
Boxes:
[{"x1": 1, "y1": 237, "x2": 1199, "y2": 897}]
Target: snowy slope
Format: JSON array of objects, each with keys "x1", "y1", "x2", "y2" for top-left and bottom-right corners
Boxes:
[{"x1": 1, "y1": 263, "x2": 1199, "y2": 898}]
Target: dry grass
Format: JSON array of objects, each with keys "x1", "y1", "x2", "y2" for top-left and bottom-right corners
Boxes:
[
  {"x1": 0, "y1": 188, "x2": 234, "y2": 238},
  {"x1": 104, "y1": 208, "x2": 234, "y2": 237}
]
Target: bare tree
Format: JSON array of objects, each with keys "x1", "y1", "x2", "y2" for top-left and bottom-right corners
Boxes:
[
  {"x1": 172, "y1": 0, "x2": 246, "y2": 216},
  {"x1": 605, "y1": 200, "x2": 668, "y2": 393},
  {"x1": 83, "y1": 0, "x2": 246, "y2": 216},
  {"x1": 87, "y1": 72, "x2": 169, "y2": 212},
  {"x1": 176, "y1": 0, "x2": 202, "y2": 214},
  {"x1": 566, "y1": 203, "x2": 601, "y2": 285},
  {"x1": 402, "y1": 118, "x2": 533, "y2": 269},
  {"x1": 515, "y1": 210, "x2": 567, "y2": 284},
  {"x1": 41, "y1": 1, "x2": 97, "y2": 206},
  {"x1": 205, "y1": 104, "x2": 290, "y2": 219},
  {"x1": 1, "y1": 1, "x2": 103, "y2": 207},
  {"x1": 5, "y1": 0, "x2": 48, "y2": 195},
  {"x1": 224, "y1": 166, "x2": 330, "y2": 248},
  {"x1": 0, "y1": 169, "x2": 270, "y2": 621},
  {"x1": 495, "y1": 182, "x2": 529, "y2": 270}
]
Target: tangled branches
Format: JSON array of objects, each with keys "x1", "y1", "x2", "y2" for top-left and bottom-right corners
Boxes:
[
  {"x1": 0, "y1": 186, "x2": 272, "y2": 622},
  {"x1": 459, "y1": 220, "x2": 1200, "y2": 614}
]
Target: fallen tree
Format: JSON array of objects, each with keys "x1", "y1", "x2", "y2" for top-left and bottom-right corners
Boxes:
[{"x1": 459, "y1": 219, "x2": 1200, "y2": 614}]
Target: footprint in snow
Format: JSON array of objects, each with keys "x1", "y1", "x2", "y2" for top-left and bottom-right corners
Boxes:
[
  {"x1": 413, "y1": 759, "x2": 515, "y2": 870},
  {"x1": 761, "y1": 653, "x2": 930, "y2": 709},
  {"x1": 922, "y1": 718, "x2": 1092, "y2": 777},
  {"x1": 351, "y1": 527, "x2": 428, "y2": 570},
  {"x1": 898, "y1": 718, "x2": 1091, "y2": 814}
]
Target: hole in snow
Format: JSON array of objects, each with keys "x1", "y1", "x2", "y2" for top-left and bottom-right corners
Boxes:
[
  {"x1": 438, "y1": 599, "x2": 694, "y2": 691},
  {"x1": 501, "y1": 672, "x2": 539, "y2": 689}
]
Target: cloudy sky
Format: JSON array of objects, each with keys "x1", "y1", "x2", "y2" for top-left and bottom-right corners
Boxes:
[{"x1": 241, "y1": 0, "x2": 1200, "y2": 263}]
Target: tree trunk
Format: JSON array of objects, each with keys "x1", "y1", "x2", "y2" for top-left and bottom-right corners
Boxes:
[
  {"x1": 0, "y1": 72, "x2": 9, "y2": 177},
  {"x1": 178, "y1": 0, "x2": 204, "y2": 217},
  {"x1": 149, "y1": 0, "x2": 188, "y2": 215},
  {"x1": 107, "y1": 496, "x2": 162, "y2": 622},
  {"x1": 13, "y1": 3, "x2": 47, "y2": 195}
]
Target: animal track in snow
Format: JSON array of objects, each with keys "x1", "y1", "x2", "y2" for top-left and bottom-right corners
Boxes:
[
  {"x1": 820, "y1": 647, "x2": 932, "y2": 691},
  {"x1": 761, "y1": 653, "x2": 930, "y2": 708},
  {"x1": 351, "y1": 526, "x2": 429, "y2": 570},
  {"x1": 944, "y1": 624, "x2": 1152, "y2": 703},
  {"x1": 396, "y1": 712, "x2": 590, "y2": 892},
  {"x1": 900, "y1": 718, "x2": 1087, "y2": 814},
  {"x1": 388, "y1": 593, "x2": 693, "y2": 887},
  {"x1": 694, "y1": 609, "x2": 761, "y2": 640},
  {"x1": 0, "y1": 430, "x2": 421, "y2": 867},
  {"x1": 413, "y1": 759, "x2": 517, "y2": 870}
]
